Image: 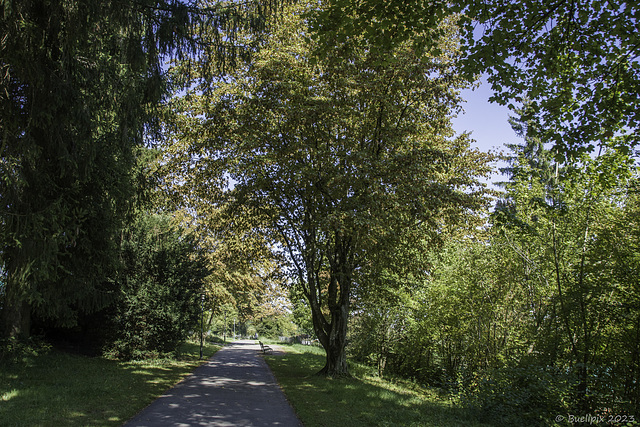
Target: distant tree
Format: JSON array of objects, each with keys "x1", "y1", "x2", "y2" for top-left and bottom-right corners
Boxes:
[
  {"x1": 501, "y1": 104, "x2": 555, "y2": 184},
  {"x1": 289, "y1": 287, "x2": 315, "y2": 337},
  {"x1": 209, "y1": 303, "x2": 238, "y2": 342},
  {"x1": 159, "y1": 202, "x2": 290, "y2": 335}
]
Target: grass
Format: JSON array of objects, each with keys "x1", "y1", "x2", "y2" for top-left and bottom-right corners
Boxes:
[
  {"x1": 0, "y1": 341, "x2": 220, "y2": 427},
  {"x1": 264, "y1": 343, "x2": 494, "y2": 427}
]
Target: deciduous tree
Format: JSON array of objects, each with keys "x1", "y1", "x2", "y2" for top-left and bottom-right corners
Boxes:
[
  {"x1": 167, "y1": 3, "x2": 493, "y2": 376},
  {"x1": 311, "y1": 0, "x2": 640, "y2": 158}
]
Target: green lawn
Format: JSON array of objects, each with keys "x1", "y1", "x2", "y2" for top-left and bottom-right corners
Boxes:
[
  {"x1": 0, "y1": 342, "x2": 220, "y2": 427},
  {"x1": 265, "y1": 344, "x2": 493, "y2": 427}
]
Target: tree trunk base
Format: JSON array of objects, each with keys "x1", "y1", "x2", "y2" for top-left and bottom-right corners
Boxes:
[{"x1": 315, "y1": 364, "x2": 352, "y2": 379}]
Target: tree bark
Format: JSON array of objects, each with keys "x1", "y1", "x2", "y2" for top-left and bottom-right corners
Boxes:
[
  {"x1": 316, "y1": 301, "x2": 350, "y2": 377},
  {"x1": 306, "y1": 236, "x2": 353, "y2": 378},
  {"x1": 1, "y1": 272, "x2": 31, "y2": 338}
]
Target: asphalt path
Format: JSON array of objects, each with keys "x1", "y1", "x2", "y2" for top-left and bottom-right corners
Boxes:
[{"x1": 123, "y1": 340, "x2": 302, "y2": 427}]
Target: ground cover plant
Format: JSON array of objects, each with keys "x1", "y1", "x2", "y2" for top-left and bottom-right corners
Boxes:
[
  {"x1": 0, "y1": 341, "x2": 220, "y2": 427},
  {"x1": 264, "y1": 343, "x2": 493, "y2": 427}
]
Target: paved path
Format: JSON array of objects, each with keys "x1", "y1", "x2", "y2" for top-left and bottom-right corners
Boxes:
[{"x1": 123, "y1": 340, "x2": 302, "y2": 427}]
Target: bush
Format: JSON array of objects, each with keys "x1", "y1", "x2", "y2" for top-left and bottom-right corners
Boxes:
[
  {"x1": 0, "y1": 336, "x2": 51, "y2": 365},
  {"x1": 103, "y1": 214, "x2": 208, "y2": 360},
  {"x1": 458, "y1": 365, "x2": 574, "y2": 426},
  {"x1": 254, "y1": 314, "x2": 297, "y2": 339}
]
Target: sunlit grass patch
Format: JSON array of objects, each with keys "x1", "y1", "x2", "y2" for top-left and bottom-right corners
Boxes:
[
  {"x1": 265, "y1": 344, "x2": 493, "y2": 427},
  {"x1": 0, "y1": 341, "x2": 220, "y2": 427}
]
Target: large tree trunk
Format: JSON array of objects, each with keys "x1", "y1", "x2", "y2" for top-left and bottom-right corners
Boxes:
[
  {"x1": 1, "y1": 300, "x2": 30, "y2": 339},
  {"x1": 306, "y1": 238, "x2": 353, "y2": 378},
  {"x1": 315, "y1": 301, "x2": 350, "y2": 377}
]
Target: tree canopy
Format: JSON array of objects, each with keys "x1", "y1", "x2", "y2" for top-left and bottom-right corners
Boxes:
[
  {"x1": 0, "y1": 0, "x2": 290, "y2": 338},
  {"x1": 164, "y1": 2, "x2": 494, "y2": 376},
  {"x1": 311, "y1": 0, "x2": 640, "y2": 159},
  {"x1": 1, "y1": 0, "x2": 639, "y2": 420}
]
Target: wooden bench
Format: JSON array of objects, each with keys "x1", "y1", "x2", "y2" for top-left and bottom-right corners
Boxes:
[{"x1": 259, "y1": 341, "x2": 273, "y2": 355}]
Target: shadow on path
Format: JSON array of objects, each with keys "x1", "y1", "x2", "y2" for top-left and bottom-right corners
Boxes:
[{"x1": 123, "y1": 340, "x2": 302, "y2": 426}]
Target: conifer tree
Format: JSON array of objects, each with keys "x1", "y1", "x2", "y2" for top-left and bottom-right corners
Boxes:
[{"x1": 0, "y1": 0, "x2": 285, "y2": 338}]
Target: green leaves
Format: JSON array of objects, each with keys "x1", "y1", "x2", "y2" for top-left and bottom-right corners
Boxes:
[
  {"x1": 492, "y1": 128, "x2": 640, "y2": 412},
  {"x1": 462, "y1": 0, "x2": 640, "y2": 157},
  {"x1": 106, "y1": 213, "x2": 208, "y2": 360},
  {"x1": 310, "y1": 0, "x2": 640, "y2": 158},
  {"x1": 165, "y1": 0, "x2": 494, "y2": 376}
]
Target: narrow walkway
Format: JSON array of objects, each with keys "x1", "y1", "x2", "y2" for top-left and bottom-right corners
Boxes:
[{"x1": 123, "y1": 340, "x2": 302, "y2": 427}]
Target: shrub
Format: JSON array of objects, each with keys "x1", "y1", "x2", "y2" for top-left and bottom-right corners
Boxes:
[
  {"x1": 103, "y1": 214, "x2": 208, "y2": 360},
  {"x1": 0, "y1": 336, "x2": 52, "y2": 365},
  {"x1": 459, "y1": 365, "x2": 574, "y2": 426}
]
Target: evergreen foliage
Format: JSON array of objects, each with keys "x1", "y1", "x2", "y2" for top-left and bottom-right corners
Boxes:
[
  {"x1": 0, "y1": 0, "x2": 289, "y2": 338},
  {"x1": 1, "y1": 0, "x2": 160, "y2": 336},
  {"x1": 104, "y1": 213, "x2": 208, "y2": 360}
]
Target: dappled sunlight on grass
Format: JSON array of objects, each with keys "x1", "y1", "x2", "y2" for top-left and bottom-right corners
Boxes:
[
  {"x1": 0, "y1": 342, "x2": 221, "y2": 426},
  {"x1": 1, "y1": 389, "x2": 19, "y2": 402},
  {"x1": 266, "y1": 346, "x2": 494, "y2": 427}
]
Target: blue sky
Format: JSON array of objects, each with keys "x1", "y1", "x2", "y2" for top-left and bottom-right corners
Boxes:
[
  {"x1": 453, "y1": 80, "x2": 518, "y2": 154},
  {"x1": 452, "y1": 79, "x2": 519, "y2": 185}
]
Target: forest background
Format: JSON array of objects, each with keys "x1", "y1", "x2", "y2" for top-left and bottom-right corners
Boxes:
[{"x1": 1, "y1": 0, "x2": 638, "y2": 425}]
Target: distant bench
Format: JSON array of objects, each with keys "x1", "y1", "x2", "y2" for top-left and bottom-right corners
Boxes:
[{"x1": 259, "y1": 341, "x2": 273, "y2": 355}]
